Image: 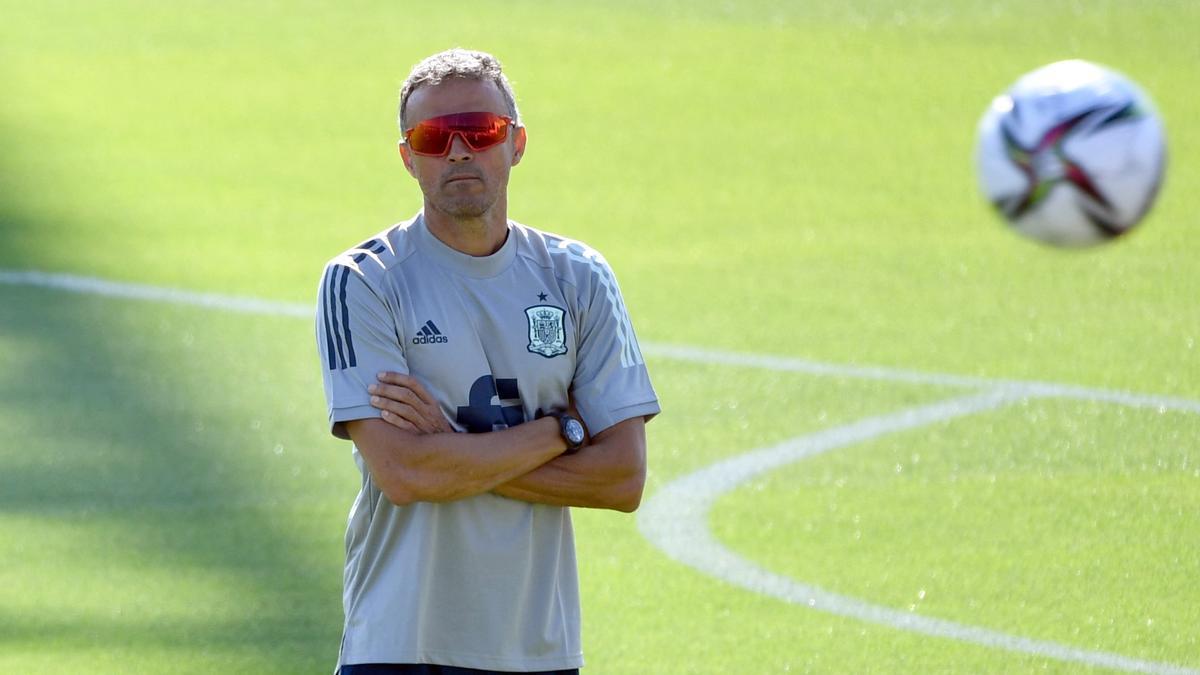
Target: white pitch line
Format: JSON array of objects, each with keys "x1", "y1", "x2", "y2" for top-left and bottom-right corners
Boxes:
[
  {"x1": 3, "y1": 268, "x2": 1199, "y2": 671},
  {"x1": 2, "y1": 268, "x2": 1197, "y2": 414},
  {"x1": 638, "y1": 390, "x2": 1200, "y2": 675},
  {"x1": 645, "y1": 342, "x2": 1200, "y2": 415},
  {"x1": 0, "y1": 268, "x2": 313, "y2": 319}
]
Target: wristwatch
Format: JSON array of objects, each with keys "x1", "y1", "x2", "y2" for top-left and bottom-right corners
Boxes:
[{"x1": 545, "y1": 411, "x2": 586, "y2": 454}]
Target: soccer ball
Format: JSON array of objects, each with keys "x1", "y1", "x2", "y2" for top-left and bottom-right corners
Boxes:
[{"x1": 975, "y1": 60, "x2": 1166, "y2": 247}]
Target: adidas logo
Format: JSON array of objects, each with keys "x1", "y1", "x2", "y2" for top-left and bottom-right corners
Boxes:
[{"x1": 412, "y1": 320, "x2": 449, "y2": 345}]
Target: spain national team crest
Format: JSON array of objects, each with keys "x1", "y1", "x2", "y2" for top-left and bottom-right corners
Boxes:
[{"x1": 525, "y1": 305, "x2": 568, "y2": 358}]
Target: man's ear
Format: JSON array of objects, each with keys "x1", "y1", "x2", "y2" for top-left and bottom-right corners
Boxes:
[
  {"x1": 398, "y1": 141, "x2": 416, "y2": 177},
  {"x1": 511, "y1": 126, "x2": 528, "y2": 166}
]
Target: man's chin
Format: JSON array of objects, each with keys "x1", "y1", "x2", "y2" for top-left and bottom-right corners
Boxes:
[{"x1": 434, "y1": 198, "x2": 494, "y2": 219}]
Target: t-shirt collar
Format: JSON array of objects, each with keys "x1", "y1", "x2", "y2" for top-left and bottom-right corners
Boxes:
[{"x1": 414, "y1": 212, "x2": 517, "y2": 278}]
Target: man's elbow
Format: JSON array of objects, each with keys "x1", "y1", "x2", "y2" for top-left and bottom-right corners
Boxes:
[
  {"x1": 379, "y1": 473, "x2": 473, "y2": 506},
  {"x1": 351, "y1": 421, "x2": 470, "y2": 506},
  {"x1": 612, "y1": 488, "x2": 643, "y2": 513},
  {"x1": 609, "y1": 462, "x2": 646, "y2": 513},
  {"x1": 359, "y1": 449, "x2": 428, "y2": 506},
  {"x1": 598, "y1": 425, "x2": 647, "y2": 512},
  {"x1": 376, "y1": 473, "x2": 423, "y2": 507},
  {"x1": 368, "y1": 453, "x2": 466, "y2": 506}
]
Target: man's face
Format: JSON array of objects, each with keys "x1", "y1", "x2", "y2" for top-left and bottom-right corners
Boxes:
[{"x1": 399, "y1": 78, "x2": 526, "y2": 220}]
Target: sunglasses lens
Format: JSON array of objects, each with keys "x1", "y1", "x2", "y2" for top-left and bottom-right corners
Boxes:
[
  {"x1": 406, "y1": 124, "x2": 453, "y2": 155},
  {"x1": 406, "y1": 112, "x2": 511, "y2": 156},
  {"x1": 454, "y1": 112, "x2": 510, "y2": 150}
]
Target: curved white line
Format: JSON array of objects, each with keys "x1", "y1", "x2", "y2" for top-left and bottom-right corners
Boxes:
[
  {"x1": 3, "y1": 268, "x2": 1199, "y2": 670},
  {"x1": 638, "y1": 390, "x2": 1200, "y2": 674}
]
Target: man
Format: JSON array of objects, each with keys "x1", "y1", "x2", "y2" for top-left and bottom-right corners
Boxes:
[{"x1": 316, "y1": 48, "x2": 659, "y2": 675}]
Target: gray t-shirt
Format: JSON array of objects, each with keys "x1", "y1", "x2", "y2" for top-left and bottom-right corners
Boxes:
[{"x1": 317, "y1": 213, "x2": 660, "y2": 670}]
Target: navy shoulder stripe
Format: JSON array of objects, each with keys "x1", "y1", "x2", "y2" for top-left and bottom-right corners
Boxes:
[
  {"x1": 352, "y1": 239, "x2": 389, "y2": 264},
  {"x1": 337, "y1": 266, "x2": 357, "y2": 368},
  {"x1": 321, "y1": 264, "x2": 359, "y2": 371},
  {"x1": 320, "y1": 267, "x2": 339, "y2": 370},
  {"x1": 322, "y1": 237, "x2": 392, "y2": 371}
]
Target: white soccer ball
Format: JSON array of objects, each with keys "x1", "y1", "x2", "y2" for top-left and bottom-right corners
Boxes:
[{"x1": 975, "y1": 60, "x2": 1167, "y2": 247}]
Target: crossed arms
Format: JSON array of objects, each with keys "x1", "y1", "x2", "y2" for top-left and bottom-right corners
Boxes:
[{"x1": 345, "y1": 373, "x2": 647, "y2": 512}]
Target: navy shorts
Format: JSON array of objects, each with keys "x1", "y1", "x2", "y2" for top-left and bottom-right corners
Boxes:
[{"x1": 340, "y1": 665, "x2": 579, "y2": 675}]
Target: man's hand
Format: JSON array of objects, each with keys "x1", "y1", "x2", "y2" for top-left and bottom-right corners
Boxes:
[{"x1": 369, "y1": 372, "x2": 455, "y2": 434}]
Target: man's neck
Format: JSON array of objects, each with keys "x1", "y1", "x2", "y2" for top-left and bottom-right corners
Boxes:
[{"x1": 423, "y1": 204, "x2": 509, "y2": 257}]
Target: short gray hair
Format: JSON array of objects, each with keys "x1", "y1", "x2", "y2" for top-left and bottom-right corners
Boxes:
[{"x1": 398, "y1": 48, "x2": 521, "y2": 133}]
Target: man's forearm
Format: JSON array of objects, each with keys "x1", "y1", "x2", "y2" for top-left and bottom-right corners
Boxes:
[
  {"x1": 348, "y1": 416, "x2": 567, "y2": 506},
  {"x1": 492, "y1": 417, "x2": 647, "y2": 512}
]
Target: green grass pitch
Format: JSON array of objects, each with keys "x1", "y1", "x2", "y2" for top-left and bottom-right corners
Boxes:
[{"x1": 1, "y1": 1, "x2": 1197, "y2": 673}]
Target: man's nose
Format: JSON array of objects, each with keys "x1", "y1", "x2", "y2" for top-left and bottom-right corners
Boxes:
[{"x1": 447, "y1": 133, "x2": 474, "y2": 162}]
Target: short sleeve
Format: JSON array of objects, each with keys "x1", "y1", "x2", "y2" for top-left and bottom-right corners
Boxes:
[
  {"x1": 316, "y1": 259, "x2": 408, "y2": 439},
  {"x1": 567, "y1": 247, "x2": 659, "y2": 434}
]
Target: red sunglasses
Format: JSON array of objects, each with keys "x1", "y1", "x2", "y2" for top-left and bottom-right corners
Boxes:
[{"x1": 403, "y1": 111, "x2": 515, "y2": 157}]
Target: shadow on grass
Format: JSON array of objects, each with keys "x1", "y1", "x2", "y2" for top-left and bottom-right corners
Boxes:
[{"x1": 0, "y1": 265, "x2": 344, "y2": 671}]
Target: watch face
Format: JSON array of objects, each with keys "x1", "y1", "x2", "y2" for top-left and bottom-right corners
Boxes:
[{"x1": 564, "y1": 418, "x2": 586, "y2": 445}]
